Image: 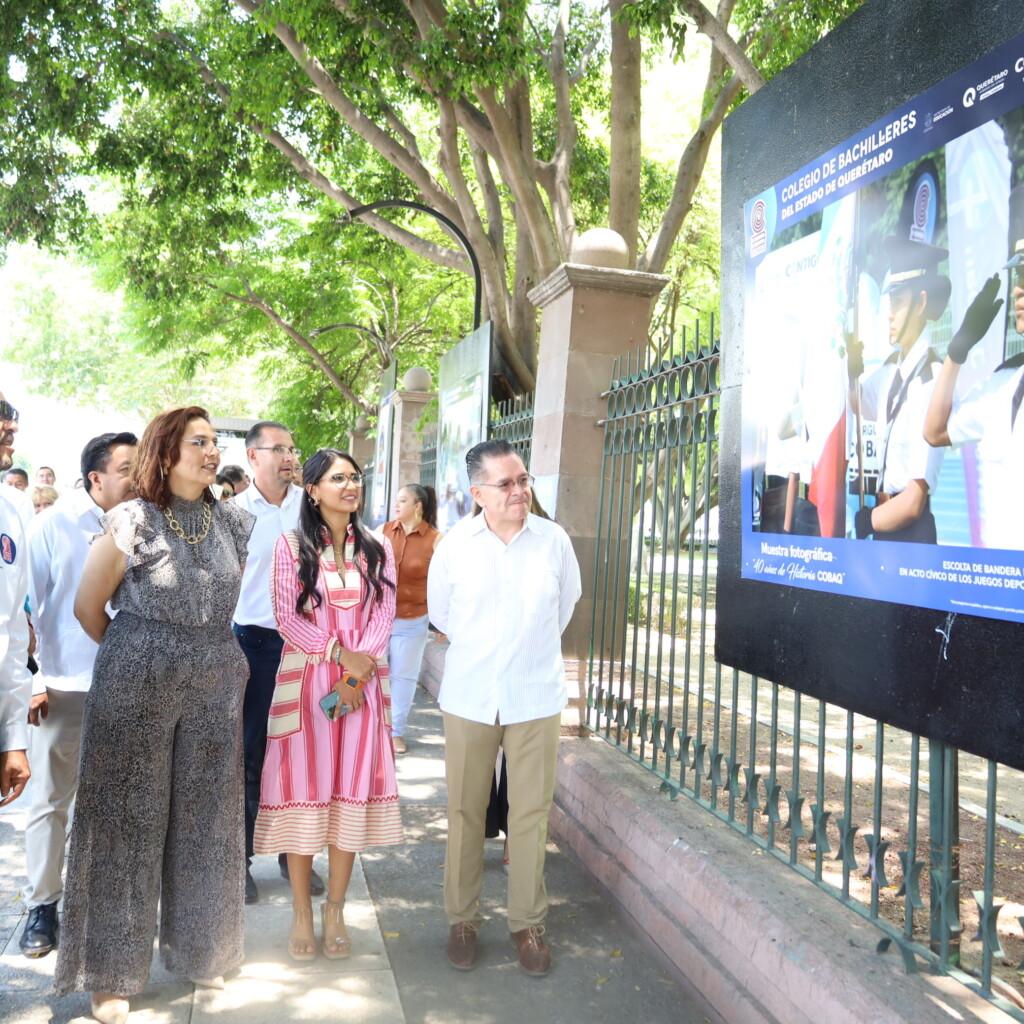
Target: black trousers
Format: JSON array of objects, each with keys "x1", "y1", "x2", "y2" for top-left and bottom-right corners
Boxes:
[{"x1": 234, "y1": 623, "x2": 284, "y2": 864}]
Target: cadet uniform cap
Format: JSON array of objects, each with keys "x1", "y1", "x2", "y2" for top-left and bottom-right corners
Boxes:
[
  {"x1": 880, "y1": 235, "x2": 951, "y2": 321},
  {"x1": 881, "y1": 236, "x2": 949, "y2": 294}
]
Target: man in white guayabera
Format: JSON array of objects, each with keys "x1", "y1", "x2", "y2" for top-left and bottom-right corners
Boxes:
[
  {"x1": 20, "y1": 432, "x2": 138, "y2": 958},
  {"x1": 428, "y1": 439, "x2": 581, "y2": 977}
]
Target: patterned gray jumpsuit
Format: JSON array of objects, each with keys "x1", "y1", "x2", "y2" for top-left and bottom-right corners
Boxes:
[{"x1": 54, "y1": 495, "x2": 255, "y2": 996}]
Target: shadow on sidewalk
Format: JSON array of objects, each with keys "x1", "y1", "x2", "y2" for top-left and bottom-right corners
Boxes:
[
  {"x1": 371, "y1": 698, "x2": 720, "y2": 1024},
  {"x1": 0, "y1": 689, "x2": 719, "y2": 1024}
]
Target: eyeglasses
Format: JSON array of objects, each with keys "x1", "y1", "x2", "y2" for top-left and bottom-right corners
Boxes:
[
  {"x1": 184, "y1": 438, "x2": 227, "y2": 453},
  {"x1": 476, "y1": 474, "x2": 534, "y2": 494},
  {"x1": 252, "y1": 445, "x2": 302, "y2": 458},
  {"x1": 326, "y1": 472, "x2": 364, "y2": 486},
  {"x1": 0, "y1": 400, "x2": 19, "y2": 423}
]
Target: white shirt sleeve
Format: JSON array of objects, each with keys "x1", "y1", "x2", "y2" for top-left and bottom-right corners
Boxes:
[
  {"x1": 558, "y1": 533, "x2": 583, "y2": 634},
  {"x1": 26, "y1": 516, "x2": 53, "y2": 697},
  {"x1": 0, "y1": 503, "x2": 31, "y2": 752},
  {"x1": 426, "y1": 534, "x2": 451, "y2": 636}
]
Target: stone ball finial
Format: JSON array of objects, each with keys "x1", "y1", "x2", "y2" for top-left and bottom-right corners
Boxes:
[
  {"x1": 569, "y1": 227, "x2": 629, "y2": 270},
  {"x1": 353, "y1": 414, "x2": 370, "y2": 433},
  {"x1": 402, "y1": 366, "x2": 432, "y2": 392}
]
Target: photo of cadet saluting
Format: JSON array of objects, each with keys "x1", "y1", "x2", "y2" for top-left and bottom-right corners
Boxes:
[
  {"x1": 924, "y1": 185, "x2": 1024, "y2": 551},
  {"x1": 847, "y1": 237, "x2": 949, "y2": 543}
]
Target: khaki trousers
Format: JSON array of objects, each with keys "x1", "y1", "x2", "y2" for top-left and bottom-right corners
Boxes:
[
  {"x1": 25, "y1": 689, "x2": 87, "y2": 907},
  {"x1": 443, "y1": 711, "x2": 560, "y2": 933}
]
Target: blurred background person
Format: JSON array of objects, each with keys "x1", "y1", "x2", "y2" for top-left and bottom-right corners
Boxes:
[
  {"x1": 5, "y1": 467, "x2": 29, "y2": 491},
  {"x1": 382, "y1": 484, "x2": 440, "y2": 754},
  {"x1": 36, "y1": 466, "x2": 56, "y2": 488},
  {"x1": 20, "y1": 432, "x2": 138, "y2": 961},
  {"x1": 32, "y1": 486, "x2": 58, "y2": 515},
  {"x1": 214, "y1": 472, "x2": 235, "y2": 502},
  {"x1": 219, "y1": 464, "x2": 250, "y2": 496},
  {"x1": 54, "y1": 407, "x2": 254, "y2": 1022}
]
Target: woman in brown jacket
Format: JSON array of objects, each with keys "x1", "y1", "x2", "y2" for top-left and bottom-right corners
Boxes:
[{"x1": 381, "y1": 484, "x2": 441, "y2": 753}]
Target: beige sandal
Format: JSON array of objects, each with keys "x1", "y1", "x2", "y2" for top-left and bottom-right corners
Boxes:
[
  {"x1": 289, "y1": 901, "x2": 317, "y2": 962},
  {"x1": 321, "y1": 899, "x2": 351, "y2": 960}
]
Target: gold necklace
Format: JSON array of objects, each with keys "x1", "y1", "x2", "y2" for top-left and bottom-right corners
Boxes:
[{"x1": 163, "y1": 502, "x2": 213, "y2": 545}]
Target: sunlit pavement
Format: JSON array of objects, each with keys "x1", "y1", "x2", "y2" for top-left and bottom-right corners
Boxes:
[{"x1": 0, "y1": 691, "x2": 719, "y2": 1023}]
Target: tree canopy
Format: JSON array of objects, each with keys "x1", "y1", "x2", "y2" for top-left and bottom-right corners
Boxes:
[{"x1": 1, "y1": 0, "x2": 863, "y2": 410}]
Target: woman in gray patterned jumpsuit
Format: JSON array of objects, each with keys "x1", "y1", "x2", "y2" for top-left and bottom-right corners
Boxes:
[{"x1": 54, "y1": 406, "x2": 255, "y2": 1024}]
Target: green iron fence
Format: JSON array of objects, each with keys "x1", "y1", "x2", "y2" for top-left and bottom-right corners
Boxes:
[
  {"x1": 585, "y1": 314, "x2": 1024, "y2": 1018},
  {"x1": 491, "y1": 393, "x2": 534, "y2": 466}
]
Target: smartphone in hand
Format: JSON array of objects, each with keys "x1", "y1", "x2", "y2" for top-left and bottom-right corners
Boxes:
[{"x1": 319, "y1": 690, "x2": 348, "y2": 721}]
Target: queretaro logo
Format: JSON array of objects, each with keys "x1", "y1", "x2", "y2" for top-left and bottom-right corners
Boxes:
[
  {"x1": 749, "y1": 199, "x2": 767, "y2": 258},
  {"x1": 0, "y1": 533, "x2": 14, "y2": 565},
  {"x1": 963, "y1": 86, "x2": 977, "y2": 108},
  {"x1": 910, "y1": 179, "x2": 931, "y2": 243},
  {"x1": 1016, "y1": 56, "x2": 1024, "y2": 75}
]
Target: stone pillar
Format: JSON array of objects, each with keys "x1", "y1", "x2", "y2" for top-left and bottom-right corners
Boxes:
[
  {"x1": 528, "y1": 229, "x2": 668, "y2": 728},
  {"x1": 347, "y1": 415, "x2": 375, "y2": 470},
  {"x1": 388, "y1": 367, "x2": 436, "y2": 509}
]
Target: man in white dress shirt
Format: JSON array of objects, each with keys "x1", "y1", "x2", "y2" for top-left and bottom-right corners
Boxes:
[
  {"x1": 20, "y1": 432, "x2": 137, "y2": 958},
  {"x1": 428, "y1": 439, "x2": 581, "y2": 976},
  {"x1": 232, "y1": 421, "x2": 324, "y2": 902},
  {"x1": 0, "y1": 390, "x2": 32, "y2": 812}
]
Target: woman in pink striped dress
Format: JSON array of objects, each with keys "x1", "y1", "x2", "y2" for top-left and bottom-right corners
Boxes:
[{"x1": 254, "y1": 448, "x2": 402, "y2": 962}]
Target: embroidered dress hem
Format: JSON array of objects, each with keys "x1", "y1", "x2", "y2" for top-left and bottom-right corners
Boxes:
[{"x1": 254, "y1": 797, "x2": 404, "y2": 854}]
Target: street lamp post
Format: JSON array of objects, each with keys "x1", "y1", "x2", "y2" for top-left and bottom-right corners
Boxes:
[{"x1": 345, "y1": 199, "x2": 483, "y2": 331}]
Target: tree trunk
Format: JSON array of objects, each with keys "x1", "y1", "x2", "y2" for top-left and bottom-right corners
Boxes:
[{"x1": 609, "y1": 0, "x2": 642, "y2": 264}]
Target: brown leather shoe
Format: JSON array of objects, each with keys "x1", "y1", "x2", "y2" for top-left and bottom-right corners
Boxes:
[
  {"x1": 446, "y1": 922, "x2": 478, "y2": 970},
  {"x1": 511, "y1": 925, "x2": 551, "y2": 976}
]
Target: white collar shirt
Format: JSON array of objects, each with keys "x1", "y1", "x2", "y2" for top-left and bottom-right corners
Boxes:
[
  {"x1": 861, "y1": 334, "x2": 944, "y2": 495},
  {"x1": 947, "y1": 365, "x2": 1024, "y2": 550},
  {"x1": 26, "y1": 487, "x2": 106, "y2": 695},
  {"x1": 427, "y1": 512, "x2": 582, "y2": 726},
  {"x1": 0, "y1": 489, "x2": 30, "y2": 752},
  {"x1": 232, "y1": 482, "x2": 303, "y2": 628},
  {"x1": 3, "y1": 485, "x2": 33, "y2": 532}
]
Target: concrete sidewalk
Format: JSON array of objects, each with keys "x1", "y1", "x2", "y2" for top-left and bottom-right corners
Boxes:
[{"x1": 0, "y1": 692, "x2": 720, "y2": 1024}]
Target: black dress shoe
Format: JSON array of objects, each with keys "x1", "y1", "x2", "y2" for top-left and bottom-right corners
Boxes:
[
  {"x1": 20, "y1": 902, "x2": 58, "y2": 958},
  {"x1": 278, "y1": 856, "x2": 326, "y2": 896},
  {"x1": 245, "y1": 869, "x2": 258, "y2": 905}
]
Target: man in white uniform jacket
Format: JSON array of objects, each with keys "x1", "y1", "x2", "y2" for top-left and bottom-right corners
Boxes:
[
  {"x1": 20, "y1": 432, "x2": 137, "y2": 958},
  {"x1": 925, "y1": 186, "x2": 1024, "y2": 547},
  {"x1": 0, "y1": 390, "x2": 31, "y2": 809},
  {"x1": 428, "y1": 439, "x2": 581, "y2": 977}
]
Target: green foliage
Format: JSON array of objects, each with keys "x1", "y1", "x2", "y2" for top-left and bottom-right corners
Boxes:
[
  {"x1": 0, "y1": 0, "x2": 867, "y2": 420},
  {"x1": 0, "y1": 244, "x2": 267, "y2": 417},
  {"x1": 735, "y1": 0, "x2": 865, "y2": 80}
]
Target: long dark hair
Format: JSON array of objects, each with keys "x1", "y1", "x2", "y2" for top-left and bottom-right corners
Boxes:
[
  {"x1": 295, "y1": 449, "x2": 393, "y2": 613},
  {"x1": 401, "y1": 483, "x2": 438, "y2": 528}
]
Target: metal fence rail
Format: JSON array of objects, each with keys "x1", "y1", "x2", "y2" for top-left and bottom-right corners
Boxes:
[
  {"x1": 491, "y1": 393, "x2": 534, "y2": 466},
  {"x1": 419, "y1": 423, "x2": 438, "y2": 490},
  {"x1": 585, "y1": 314, "x2": 1024, "y2": 1018}
]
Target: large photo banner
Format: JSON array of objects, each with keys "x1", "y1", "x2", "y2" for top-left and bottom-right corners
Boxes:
[
  {"x1": 741, "y1": 33, "x2": 1024, "y2": 624},
  {"x1": 435, "y1": 323, "x2": 491, "y2": 532}
]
